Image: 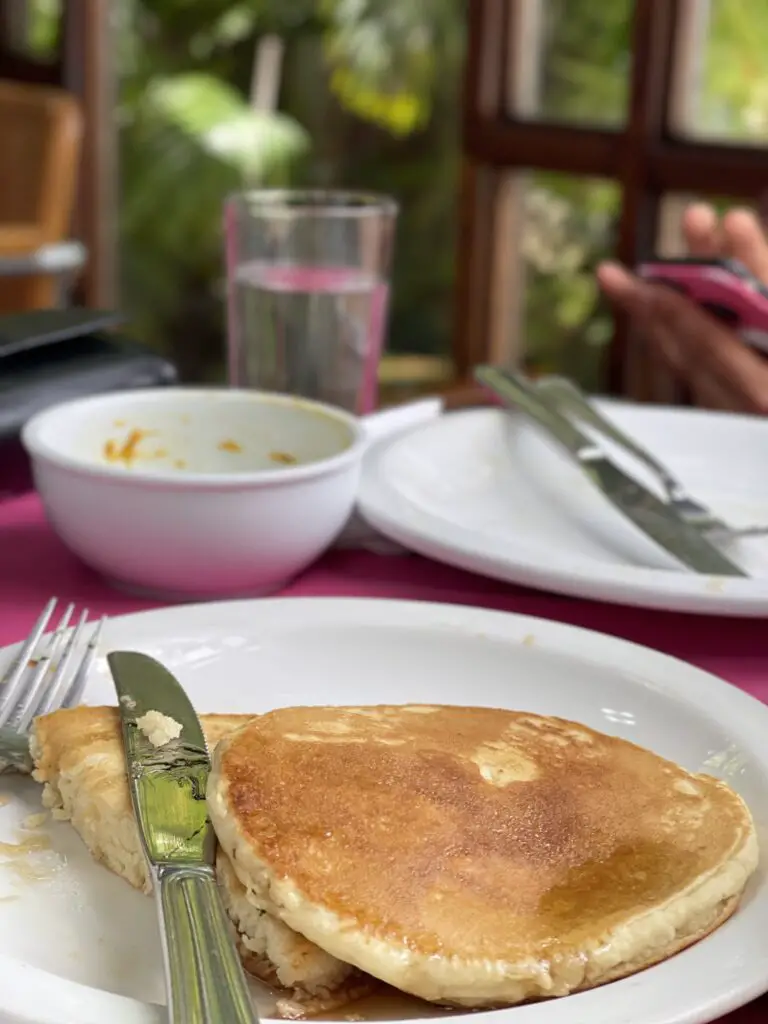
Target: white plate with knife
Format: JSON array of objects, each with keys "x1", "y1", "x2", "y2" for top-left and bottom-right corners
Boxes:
[
  {"x1": 358, "y1": 374, "x2": 768, "y2": 616},
  {"x1": 0, "y1": 597, "x2": 768, "y2": 1024}
]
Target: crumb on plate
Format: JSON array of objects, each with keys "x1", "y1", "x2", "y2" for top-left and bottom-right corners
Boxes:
[
  {"x1": 21, "y1": 812, "x2": 48, "y2": 830},
  {"x1": 0, "y1": 834, "x2": 51, "y2": 856}
]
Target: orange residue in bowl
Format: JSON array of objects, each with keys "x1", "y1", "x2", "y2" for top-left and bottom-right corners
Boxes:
[
  {"x1": 218, "y1": 439, "x2": 243, "y2": 453},
  {"x1": 270, "y1": 451, "x2": 298, "y2": 465},
  {"x1": 104, "y1": 428, "x2": 153, "y2": 466}
]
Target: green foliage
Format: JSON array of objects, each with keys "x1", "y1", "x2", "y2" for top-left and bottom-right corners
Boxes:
[
  {"x1": 27, "y1": 0, "x2": 60, "y2": 56},
  {"x1": 534, "y1": 0, "x2": 632, "y2": 123},
  {"x1": 320, "y1": 0, "x2": 454, "y2": 135},
  {"x1": 109, "y1": 0, "x2": 460, "y2": 378},
  {"x1": 701, "y1": 0, "x2": 768, "y2": 138},
  {"x1": 119, "y1": 69, "x2": 309, "y2": 376},
  {"x1": 522, "y1": 174, "x2": 617, "y2": 389},
  {"x1": 514, "y1": 0, "x2": 632, "y2": 388},
  {"x1": 147, "y1": 73, "x2": 308, "y2": 181}
]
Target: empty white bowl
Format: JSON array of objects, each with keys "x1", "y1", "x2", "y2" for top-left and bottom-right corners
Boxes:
[{"x1": 22, "y1": 388, "x2": 366, "y2": 598}]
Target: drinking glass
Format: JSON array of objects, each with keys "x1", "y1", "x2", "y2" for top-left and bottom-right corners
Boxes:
[{"x1": 224, "y1": 190, "x2": 398, "y2": 414}]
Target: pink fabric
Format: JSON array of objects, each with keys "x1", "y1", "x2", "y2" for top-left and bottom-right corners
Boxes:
[{"x1": 0, "y1": 493, "x2": 765, "y2": 1022}]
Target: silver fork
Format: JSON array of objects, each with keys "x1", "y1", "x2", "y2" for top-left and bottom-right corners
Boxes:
[
  {"x1": 535, "y1": 375, "x2": 768, "y2": 540},
  {"x1": 0, "y1": 597, "x2": 105, "y2": 772}
]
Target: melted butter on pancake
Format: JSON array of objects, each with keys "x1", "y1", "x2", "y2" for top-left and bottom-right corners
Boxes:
[{"x1": 470, "y1": 741, "x2": 539, "y2": 785}]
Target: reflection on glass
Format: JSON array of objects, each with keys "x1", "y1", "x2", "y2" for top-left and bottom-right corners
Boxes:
[
  {"x1": 510, "y1": 0, "x2": 632, "y2": 126},
  {"x1": 521, "y1": 172, "x2": 620, "y2": 391},
  {"x1": 678, "y1": 0, "x2": 768, "y2": 141}
]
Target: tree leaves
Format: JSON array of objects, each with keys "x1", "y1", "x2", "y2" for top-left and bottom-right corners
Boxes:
[
  {"x1": 319, "y1": 0, "x2": 459, "y2": 135},
  {"x1": 146, "y1": 72, "x2": 309, "y2": 181}
]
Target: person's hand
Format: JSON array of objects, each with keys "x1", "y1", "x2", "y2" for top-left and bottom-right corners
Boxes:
[{"x1": 597, "y1": 204, "x2": 768, "y2": 413}]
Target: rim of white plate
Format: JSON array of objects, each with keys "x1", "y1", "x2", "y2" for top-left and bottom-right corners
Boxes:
[
  {"x1": 1, "y1": 596, "x2": 767, "y2": 1024},
  {"x1": 357, "y1": 406, "x2": 768, "y2": 615}
]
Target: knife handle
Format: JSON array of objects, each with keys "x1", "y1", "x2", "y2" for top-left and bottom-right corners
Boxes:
[
  {"x1": 474, "y1": 366, "x2": 593, "y2": 458},
  {"x1": 156, "y1": 864, "x2": 258, "y2": 1024}
]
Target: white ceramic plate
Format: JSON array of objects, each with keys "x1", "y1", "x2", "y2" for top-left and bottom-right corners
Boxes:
[
  {"x1": 0, "y1": 598, "x2": 767, "y2": 1024},
  {"x1": 357, "y1": 401, "x2": 768, "y2": 615}
]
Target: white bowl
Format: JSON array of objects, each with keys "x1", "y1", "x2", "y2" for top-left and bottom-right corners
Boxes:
[{"x1": 22, "y1": 388, "x2": 366, "y2": 598}]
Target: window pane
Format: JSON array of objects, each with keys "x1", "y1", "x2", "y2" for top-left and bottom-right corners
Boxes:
[
  {"x1": 520, "y1": 172, "x2": 619, "y2": 391},
  {"x1": 27, "y1": 0, "x2": 61, "y2": 59},
  {"x1": 657, "y1": 195, "x2": 699, "y2": 257},
  {"x1": 656, "y1": 194, "x2": 758, "y2": 256},
  {"x1": 509, "y1": 0, "x2": 632, "y2": 126},
  {"x1": 675, "y1": 0, "x2": 768, "y2": 141}
]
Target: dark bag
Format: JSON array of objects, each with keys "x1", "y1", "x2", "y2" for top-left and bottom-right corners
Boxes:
[{"x1": 0, "y1": 309, "x2": 178, "y2": 497}]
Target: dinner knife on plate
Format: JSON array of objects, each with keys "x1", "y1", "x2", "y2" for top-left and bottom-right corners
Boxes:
[
  {"x1": 534, "y1": 374, "x2": 768, "y2": 539},
  {"x1": 474, "y1": 366, "x2": 748, "y2": 577},
  {"x1": 107, "y1": 650, "x2": 258, "y2": 1024}
]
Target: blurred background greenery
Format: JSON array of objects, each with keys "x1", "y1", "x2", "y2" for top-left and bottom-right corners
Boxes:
[{"x1": 29, "y1": 0, "x2": 768, "y2": 390}]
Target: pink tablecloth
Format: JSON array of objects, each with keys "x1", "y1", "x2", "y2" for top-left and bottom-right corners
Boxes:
[{"x1": 1, "y1": 492, "x2": 766, "y2": 1023}]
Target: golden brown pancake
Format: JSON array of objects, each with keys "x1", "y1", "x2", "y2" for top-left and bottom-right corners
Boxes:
[
  {"x1": 215, "y1": 847, "x2": 376, "y2": 1015},
  {"x1": 209, "y1": 704, "x2": 758, "y2": 1008},
  {"x1": 30, "y1": 706, "x2": 373, "y2": 1012}
]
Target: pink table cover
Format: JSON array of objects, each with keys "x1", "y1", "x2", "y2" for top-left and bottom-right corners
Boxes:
[{"x1": 0, "y1": 493, "x2": 765, "y2": 1023}]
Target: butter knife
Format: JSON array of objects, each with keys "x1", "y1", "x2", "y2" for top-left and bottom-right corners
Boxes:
[
  {"x1": 107, "y1": 650, "x2": 258, "y2": 1024},
  {"x1": 474, "y1": 366, "x2": 748, "y2": 577}
]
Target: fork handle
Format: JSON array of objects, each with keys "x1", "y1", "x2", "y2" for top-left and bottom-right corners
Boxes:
[{"x1": 156, "y1": 864, "x2": 257, "y2": 1024}]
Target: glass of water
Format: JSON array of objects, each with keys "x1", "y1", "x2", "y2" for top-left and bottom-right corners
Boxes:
[{"x1": 224, "y1": 190, "x2": 398, "y2": 414}]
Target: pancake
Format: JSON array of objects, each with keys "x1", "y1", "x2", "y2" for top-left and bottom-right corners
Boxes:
[
  {"x1": 30, "y1": 706, "x2": 372, "y2": 1012},
  {"x1": 30, "y1": 706, "x2": 250, "y2": 893},
  {"x1": 209, "y1": 704, "x2": 759, "y2": 1008},
  {"x1": 31, "y1": 706, "x2": 249, "y2": 892},
  {"x1": 216, "y1": 848, "x2": 375, "y2": 1016}
]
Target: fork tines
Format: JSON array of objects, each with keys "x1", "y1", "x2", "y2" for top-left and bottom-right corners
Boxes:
[{"x1": 0, "y1": 597, "x2": 104, "y2": 733}]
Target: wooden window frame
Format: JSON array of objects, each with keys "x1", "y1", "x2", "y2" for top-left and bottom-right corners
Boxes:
[{"x1": 456, "y1": 0, "x2": 768, "y2": 400}]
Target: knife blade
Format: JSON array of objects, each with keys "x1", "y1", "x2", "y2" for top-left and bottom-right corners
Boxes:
[
  {"x1": 108, "y1": 650, "x2": 258, "y2": 1024},
  {"x1": 474, "y1": 366, "x2": 748, "y2": 578}
]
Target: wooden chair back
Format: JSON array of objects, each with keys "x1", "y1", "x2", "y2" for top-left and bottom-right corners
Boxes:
[{"x1": 0, "y1": 79, "x2": 82, "y2": 312}]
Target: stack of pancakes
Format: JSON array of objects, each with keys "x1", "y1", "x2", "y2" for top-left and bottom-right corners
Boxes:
[{"x1": 31, "y1": 703, "x2": 758, "y2": 1014}]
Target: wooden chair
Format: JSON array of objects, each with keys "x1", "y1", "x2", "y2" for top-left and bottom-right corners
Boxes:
[{"x1": 0, "y1": 79, "x2": 83, "y2": 313}]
